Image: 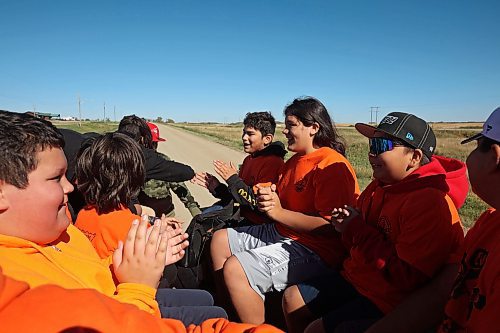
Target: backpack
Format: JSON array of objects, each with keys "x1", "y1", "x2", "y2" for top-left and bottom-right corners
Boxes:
[{"x1": 178, "y1": 200, "x2": 235, "y2": 268}]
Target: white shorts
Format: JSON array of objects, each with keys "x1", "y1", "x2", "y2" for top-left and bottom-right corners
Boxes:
[{"x1": 227, "y1": 223, "x2": 329, "y2": 300}]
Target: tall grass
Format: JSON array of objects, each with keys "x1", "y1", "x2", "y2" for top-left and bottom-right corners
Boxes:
[
  {"x1": 53, "y1": 121, "x2": 119, "y2": 134},
  {"x1": 172, "y1": 122, "x2": 487, "y2": 229}
]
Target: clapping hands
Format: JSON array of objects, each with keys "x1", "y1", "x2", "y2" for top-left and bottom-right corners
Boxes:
[{"x1": 330, "y1": 205, "x2": 359, "y2": 233}]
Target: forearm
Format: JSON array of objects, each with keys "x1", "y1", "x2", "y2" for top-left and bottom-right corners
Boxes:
[
  {"x1": 146, "y1": 154, "x2": 195, "y2": 182},
  {"x1": 270, "y1": 208, "x2": 330, "y2": 232},
  {"x1": 226, "y1": 174, "x2": 258, "y2": 208}
]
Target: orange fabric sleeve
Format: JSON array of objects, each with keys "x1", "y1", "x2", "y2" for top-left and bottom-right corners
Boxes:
[{"x1": 0, "y1": 267, "x2": 283, "y2": 333}]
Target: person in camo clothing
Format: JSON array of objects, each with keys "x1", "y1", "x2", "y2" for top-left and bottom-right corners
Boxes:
[{"x1": 138, "y1": 122, "x2": 202, "y2": 218}]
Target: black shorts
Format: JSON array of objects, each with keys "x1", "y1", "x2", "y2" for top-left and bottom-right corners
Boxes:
[{"x1": 298, "y1": 271, "x2": 383, "y2": 332}]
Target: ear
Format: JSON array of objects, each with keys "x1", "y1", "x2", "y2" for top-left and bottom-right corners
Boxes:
[
  {"x1": 262, "y1": 133, "x2": 273, "y2": 146},
  {"x1": 408, "y1": 149, "x2": 424, "y2": 168},
  {"x1": 492, "y1": 143, "x2": 500, "y2": 168},
  {"x1": 0, "y1": 181, "x2": 9, "y2": 211},
  {"x1": 310, "y1": 122, "x2": 320, "y2": 136}
]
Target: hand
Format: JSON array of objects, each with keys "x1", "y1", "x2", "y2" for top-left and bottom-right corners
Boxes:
[
  {"x1": 159, "y1": 214, "x2": 183, "y2": 231},
  {"x1": 163, "y1": 226, "x2": 189, "y2": 265},
  {"x1": 112, "y1": 216, "x2": 168, "y2": 288},
  {"x1": 330, "y1": 205, "x2": 359, "y2": 233},
  {"x1": 213, "y1": 160, "x2": 237, "y2": 181},
  {"x1": 157, "y1": 214, "x2": 189, "y2": 265},
  {"x1": 191, "y1": 172, "x2": 220, "y2": 194},
  {"x1": 256, "y1": 183, "x2": 282, "y2": 219}
]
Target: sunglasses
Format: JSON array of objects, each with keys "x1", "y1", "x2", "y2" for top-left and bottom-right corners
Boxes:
[{"x1": 369, "y1": 137, "x2": 406, "y2": 155}]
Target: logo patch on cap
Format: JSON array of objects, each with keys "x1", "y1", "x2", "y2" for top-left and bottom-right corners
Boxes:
[
  {"x1": 406, "y1": 132, "x2": 414, "y2": 141},
  {"x1": 486, "y1": 124, "x2": 492, "y2": 132},
  {"x1": 380, "y1": 116, "x2": 398, "y2": 125}
]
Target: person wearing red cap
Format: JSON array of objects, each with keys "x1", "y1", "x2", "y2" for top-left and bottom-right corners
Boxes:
[
  {"x1": 148, "y1": 121, "x2": 167, "y2": 143},
  {"x1": 139, "y1": 122, "x2": 202, "y2": 218}
]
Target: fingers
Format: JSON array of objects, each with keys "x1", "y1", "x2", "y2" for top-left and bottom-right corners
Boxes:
[
  {"x1": 133, "y1": 215, "x2": 149, "y2": 255},
  {"x1": 155, "y1": 233, "x2": 168, "y2": 262},
  {"x1": 124, "y1": 219, "x2": 140, "y2": 257},
  {"x1": 145, "y1": 219, "x2": 161, "y2": 258},
  {"x1": 191, "y1": 172, "x2": 209, "y2": 188},
  {"x1": 112, "y1": 240, "x2": 124, "y2": 268}
]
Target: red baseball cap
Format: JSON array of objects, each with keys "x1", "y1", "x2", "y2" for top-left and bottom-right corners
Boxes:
[{"x1": 147, "y1": 122, "x2": 166, "y2": 142}]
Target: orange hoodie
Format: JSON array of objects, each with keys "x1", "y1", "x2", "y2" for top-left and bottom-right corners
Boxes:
[
  {"x1": 0, "y1": 267, "x2": 284, "y2": 333},
  {"x1": 438, "y1": 209, "x2": 500, "y2": 333},
  {"x1": 341, "y1": 156, "x2": 466, "y2": 314},
  {"x1": 0, "y1": 224, "x2": 159, "y2": 316},
  {"x1": 275, "y1": 147, "x2": 360, "y2": 268},
  {"x1": 75, "y1": 206, "x2": 140, "y2": 258}
]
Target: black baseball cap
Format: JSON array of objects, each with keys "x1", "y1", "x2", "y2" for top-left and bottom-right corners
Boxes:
[{"x1": 355, "y1": 112, "x2": 436, "y2": 159}]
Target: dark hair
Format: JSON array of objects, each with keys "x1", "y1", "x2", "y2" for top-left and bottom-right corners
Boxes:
[
  {"x1": 391, "y1": 137, "x2": 431, "y2": 166},
  {"x1": 284, "y1": 97, "x2": 346, "y2": 156},
  {"x1": 243, "y1": 111, "x2": 276, "y2": 136},
  {"x1": 399, "y1": 146, "x2": 430, "y2": 165},
  {"x1": 0, "y1": 110, "x2": 64, "y2": 189},
  {"x1": 478, "y1": 137, "x2": 500, "y2": 153},
  {"x1": 76, "y1": 132, "x2": 145, "y2": 214},
  {"x1": 118, "y1": 115, "x2": 153, "y2": 149}
]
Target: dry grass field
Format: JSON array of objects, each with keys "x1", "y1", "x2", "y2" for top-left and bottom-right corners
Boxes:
[
  {"x1": 172, "y1": 122, "x2": 488, "y2": 229},
  {"x1": 53, "y1": 119, "x2": 487, "y2": 228}
]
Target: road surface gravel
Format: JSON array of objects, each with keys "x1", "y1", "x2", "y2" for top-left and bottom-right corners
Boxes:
[{"x1": 155, "y1": 123, "x2": 246, "y2": 230}]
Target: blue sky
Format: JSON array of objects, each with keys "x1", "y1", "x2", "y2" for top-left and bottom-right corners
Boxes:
[{"x1": 1, "y1": 0, "x2": 499, "y2": 123}]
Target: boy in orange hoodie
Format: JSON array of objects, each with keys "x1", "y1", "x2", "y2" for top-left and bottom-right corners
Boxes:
[
  {"x1": 0, "y1": 266, "x2": 284, "y2": 333},
  {"x1": 283, "y1": 112, "x2": 467, "y2": 333},
  {"x1": 0, "y1": 110, "x2": 189, "y2": 317}
]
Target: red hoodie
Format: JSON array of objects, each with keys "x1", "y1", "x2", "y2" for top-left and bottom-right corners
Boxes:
[{"x1": 341, "y1": 155, "x2": 467, "y2": 314}]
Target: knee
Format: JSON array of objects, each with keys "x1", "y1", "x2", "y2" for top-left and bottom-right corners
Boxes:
[
  {"x1": 282, "y1": 284, "x2": 305, "y2": 314},
  {"x1": 210, "y1": 229, "x2": 229, "y2": 258},
  {"x1": 222, "y1": 255, "x2": 246, "y2": 285}
]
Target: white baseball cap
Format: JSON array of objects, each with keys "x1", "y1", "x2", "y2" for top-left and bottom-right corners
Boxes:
[{"x1": 461, "y1": 107, "x2": 500, "y2": 144}]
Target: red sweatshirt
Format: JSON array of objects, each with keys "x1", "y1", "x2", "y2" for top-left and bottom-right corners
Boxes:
[
  {"x1": 341, "y1": 155, "x2": 467, "y2": 314},
  {"x1": 438, "y1": 209, "x2": 500, "y2": 333}
]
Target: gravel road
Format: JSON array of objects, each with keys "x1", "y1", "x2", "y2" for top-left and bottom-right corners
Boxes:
[{"x1": 154, "y1": 124, "x2": 246, "y2": 230}]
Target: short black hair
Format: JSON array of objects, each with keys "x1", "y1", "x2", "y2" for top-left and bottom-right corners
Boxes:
[
  {"x1": 243, "y1": 111, "x2": 276, "y2": 137},
  {"x1": 0, "y1": 110, "x2": 64, "y2": 188},
  {"x1": 118, "y1": 115, "x2": 153, "y2": 149},
  {"x1": 76, "y1": 132, "x2": 145, "y2": 214},
  {"x1": 478, "y1": 137, "x2": 500, "y2": 152}
]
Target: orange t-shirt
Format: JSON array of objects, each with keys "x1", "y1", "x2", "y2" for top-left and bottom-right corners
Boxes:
[
  {"x1": 238, "y1": 153, "x2": 284, "y2": 224},
  {"x1": 341, "y1": 178, "x2": 464, "y2": 314},
  {"x1": 275, "y1": 147, "x2": 359, "y2": 268},
  {"x1": 438, "y1": 209, "x2": 500, "y2": 333},
  {"x1": 75, "y1": 206, "x2": 141, "y2": 258}
]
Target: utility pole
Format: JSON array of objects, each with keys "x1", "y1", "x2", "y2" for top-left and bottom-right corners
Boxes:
[
  {"x1": 103, "y1": 102, "x2": 106, "y2": 121},
  {"x1": 78, "y1": 96, "x2": 81, "y2": 127},
  {"x1": 370, "y1": 106, "x2": 380, "y2": 124}
]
